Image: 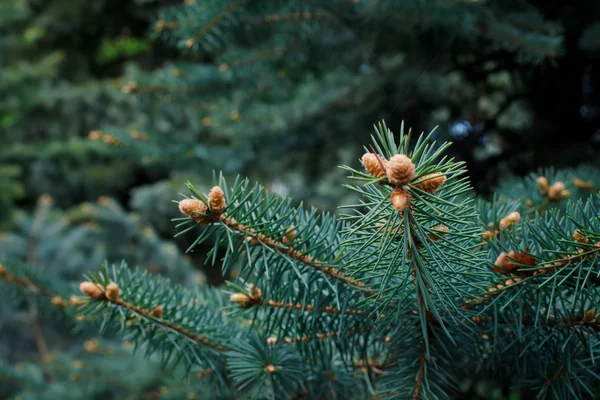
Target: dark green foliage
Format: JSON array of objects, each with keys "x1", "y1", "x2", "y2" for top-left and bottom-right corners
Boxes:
[{"x1": 2, "y1": 0, "x2": 600, "y2": 398}]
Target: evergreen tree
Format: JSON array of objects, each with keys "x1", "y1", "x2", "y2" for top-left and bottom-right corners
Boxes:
[{"x1": 3, "y1": 122, "x2": 600, "y2": 398}]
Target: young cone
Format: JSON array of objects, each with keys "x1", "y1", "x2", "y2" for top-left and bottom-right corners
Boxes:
[
  {"x1": 80, "y1": 282, "x2": 104, "y2": 300},
  {"x1": 179, "y1": 199, "x2": 208, "y2": 222},
  {"x1": 390, "y1": 189, "x2": 412, "y2": 210},
  {"x1": 414, "y1": 173, "x2": 446, "y2": 194},
  {"x1": 208, "y1": 186, "x2": 226, "y2": 214},
  {"x1": 386, "y1": 154, "x2": 415, "y2": 186},
  {"x1": 105, "y1": 282, "x2": 120, "y2": 302},
  {"x1": 362, "y1": 153, "x2": 387, "y2": 178}
]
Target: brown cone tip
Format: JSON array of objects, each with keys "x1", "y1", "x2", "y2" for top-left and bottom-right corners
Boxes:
[
  {"x1": 178, "y1": 198, "x2": 208, "y2": 217},
  {"x1": 390, "y1": 188, "x2": 412, "y2": 211},
  {"x1": 150, "y1": 305, "x2": 164, "y2": 318},
  {"x1": 548, "y1": 181, "x2": 566, "y2": 200},
  {"x1": 208, "y1": 186, "x2": 226, "y2": 214},
  {"x1": 105, "y1": 282, "x2": 120, "y2": 302},
  {"x1": 414, "y1": 173, "x2": 446, "y2": 194},
  {"x1": 537, "y1": 176, "x2": 549, "y2": 195},
  {"x1": 362, "y1": 153, "x2": 388, "y2": 178},
  {"x1": 386, "y1": 154, "x2": 415, "y2": 187},
  {"x1": 499, "y1": 211, "x2": 520, "y2": 229},
  {"x1": 80, "y1": 281, "x2": 104, "y2": 300}
]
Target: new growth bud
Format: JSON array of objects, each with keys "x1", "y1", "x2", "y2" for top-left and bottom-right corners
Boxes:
[
  {"x1": 362, "y1": 153, "x2": 388, "y2": 178},
  {"x1": 105, "y1": 282, "x2": 120, "y2": 302},
  {"x1": 414, "y1": 173, "x2": 446, "y2": 194},
  {"x1": 79, "y1": 281, "x2": 104, "y2": 300},
  {"x1": 208, "y1": 186, "x2": 226, "y2": 214},
  {"x1": 390, "y1": 189, "x2": 412, "y2": 211},
  {"x1": 499, "y1": 211, "x2": 520, "y2": 229},
  {"x1": 229, "y1": 284, "x2": 262, "y2": 307},
  {"x1": 282, "y1": 226, "x2": 297, "y2": 245},
  {"x1": 386, "y1": 154, "x2": 415, "y2": 187},
  {"x1": 537, "y1": 176, "x2": 549, "y2": 195},
  {"x1": 548, "y1": 181, "x2": 569, "y2": 201},
  {"x1": 150, "y1": 305, "x2": 164, "y2": 319},
  {"x1": 179, "y1": 198, "x2": 208, "y2": 222}
]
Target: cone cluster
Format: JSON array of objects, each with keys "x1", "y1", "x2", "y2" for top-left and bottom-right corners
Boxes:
[
  {"x1": 362, "y1": 151, "x2": 446, "y2": 214},
  {"x1": 538, "y1": 176, "x2": 570, "y2": 201},
  {"x1": 230, "y1": 284, "x2": 262, "y2": 308},
  {"x1": 178, "y1": 186, "x2": 227, "y2": 223}
]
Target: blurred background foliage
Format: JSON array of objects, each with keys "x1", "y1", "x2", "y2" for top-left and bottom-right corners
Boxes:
[{"x1": 1, "y1": 0, "x2": 600, "y2": 398}]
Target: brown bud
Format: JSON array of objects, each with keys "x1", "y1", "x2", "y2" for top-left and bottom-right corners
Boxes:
[
  {"x1": 414, "y1": 173, "x2": 446, "y2": 194},
  {"x1": 386, "y1": 154, "x2": 415, "y2": 186},
  {"x1": 83, "y1": 339, "x2": 99, "y2": 353},
  {"x1": 51, "y1": 296, "x2": 66, "y2": 306},
  {"x1": 229, "y1": 286, "x2": 262, "y2": 307},
  {"x1": 583, "y1": 309, "x2": 596, "y2": 323},
  {"x1": 69, "y1": 295, "x2": 87, "y2": 306},
  {"x1": 390, "y1": 189, "x2": 412, "y2": 211},
  {"x1": 105, "y1": 282, "x2": 120, "y2": 302},
  {"x1": 266, "y1": 364, "x2": 277, "y2": 374},
  {"x1": 537, "y1": 176, "x2": 549, "y2": 195},
  {"x1": 483, "y1": 230, "x2": 497, "y2": 242},
  {"x1": 429, "y1": 225, "x2": 448, "y2": 241},
  {"x1": 492, "y1": 250, "x2": 536, "y2": 274},
  {"x1": 361, "y1": 153, "x2": 387, "y2": 178},
  {"x1": 79, "y1": 281, "x2": 104, "y2": 300},
  {"x1": 0, "y1": 263, "x2": 7, "y2": 277},
  {"x1": 266, "y1": 337, "x2": 277, "y2": 345},
  {"x1": 282, "y1": 226, "x2": 297, "y2": 245},
  {"x1": 499, "y1": 211, "x2": 520, "y2": 229},
  {"x1": 573, "y1": 178, "x2": 594, "y2": 190},
  {"x1": 150, "y1": 305, "x2": 164, "y2": 319},
  {"x1": 548, "y1": 181, "x2": 566, "y2": 200},
  {"x1": 178, "y1": 199, "x2": 208, "y2": 221},
  {"x1": 574, "y1": 230, "x2": 590, "y2": 244},
  {"x1": 208, "y1": 186, "x2": 226, "y2": 214}
]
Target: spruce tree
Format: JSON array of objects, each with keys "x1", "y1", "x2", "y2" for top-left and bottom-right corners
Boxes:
[{"x1": 3, "y1": 121, "x2": 600, "y2": 398}]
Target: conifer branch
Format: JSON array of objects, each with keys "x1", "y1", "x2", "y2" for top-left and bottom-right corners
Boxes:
[{"x1": 80, "y1": 280, "x2": 227, "y2": 352}]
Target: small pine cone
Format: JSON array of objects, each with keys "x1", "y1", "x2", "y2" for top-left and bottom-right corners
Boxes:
[
  {"x1": 537, "y1": 176, "x2": 549, "y2": 195},
  {"x1": 499, "y1": 211, "x2": 520, "y2": 229},
  {"x1": 390, "y1": 189, "x2": 412, "y2": 211},
  {"x1": 150, "y1": 305, "x2": 164, "y2": 319},
  {"x1": 178, "y1": 199, "x2": 208, "y2": 221},
  {"x1": 208, "y1": 186, "x2": 226, "y2": 214},
  {"x1": 414, "y1": 173, "x2": 446, "y2": 194},
  {"x1": 79, "y1": 281, "x2": 104, "y2": 300},
  {"x1": 386, "y1": 155, "x2": 415, "y2": 186},
  {"x1": 362, "y1": 153, "x2": 388, "y2": 178},
  {"x1": 573, "y1": 230, "x2": 589, "y2": 244},
  {"x1": 105, "y1": 282, "x2": 120, "y2": 302},
  {"x1": 548, "y1": 181, "x2": 567, "y2": 200}
]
